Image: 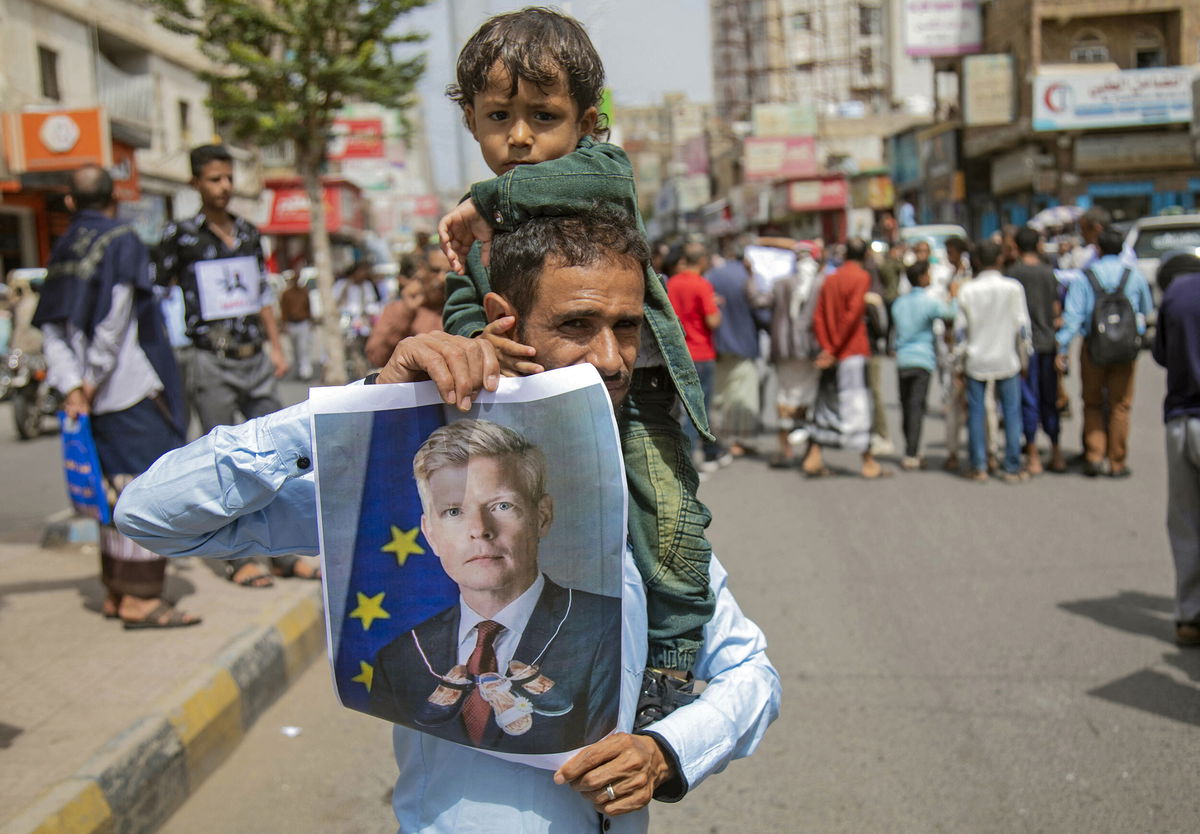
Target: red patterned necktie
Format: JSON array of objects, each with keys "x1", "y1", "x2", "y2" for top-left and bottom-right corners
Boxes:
[{"x1": 462, "y1": 620, "x2": 503, "y2": 745}]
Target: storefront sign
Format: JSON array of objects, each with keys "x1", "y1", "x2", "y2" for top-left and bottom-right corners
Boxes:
[
  {"x1": 329, "y1": 118, "x2": 385, "y2": 159},
  {"x1": 743, "y1": 136, "x2": 817, "y2": 181},
  {"x1": 2, "y1": 108, "x2": 112, "y2": 173},
  {"x1": 1034, "y1": 67, "x2": 1196, "y2": 131},
  {"x1": 991, "y1": 146, "x2": 1037, "y2": 195},
  {"x1": 751, "y1": 103, "x2": 817, "y2": 138},
  {"x1": 787, "y1": 178, "x2": 848, "y2": 212},
  {"x1": 1075, "y1": 132, "x2": 1193, "y2": 173},
  {"x1": 264, "y1": 180, "x2": 363, "y2": 235},
  {"x1": 962, "y1": 54, "x2": 1014, "y2": 126},
  {"x1": 904, "y1": 0, "x2": 981, "y2": 57},
  {"x1": 850, "y1": 175, "x2": 895, "y2": 210}
]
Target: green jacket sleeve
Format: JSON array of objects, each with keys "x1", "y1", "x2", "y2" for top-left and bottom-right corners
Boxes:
[
  {"x1": 442, "y1": 241, "x2": 490, "y2": 338},
  {"x1": 468, "y1": 137, "x2": 645, "y2": 236}
]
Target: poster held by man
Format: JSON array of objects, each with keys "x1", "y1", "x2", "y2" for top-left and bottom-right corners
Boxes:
[{"x1": 311, "y1": 365, "x2": 627, "y2": 769}]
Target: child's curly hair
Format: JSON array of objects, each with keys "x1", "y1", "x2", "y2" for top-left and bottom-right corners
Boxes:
[{"x1": 447, "y1": 6, "x2": 608, "y2": 137}]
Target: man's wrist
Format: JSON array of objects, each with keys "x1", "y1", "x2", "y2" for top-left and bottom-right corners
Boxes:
[{"x1": 634, "y1": 730, "x2": 687, "y2": 802}]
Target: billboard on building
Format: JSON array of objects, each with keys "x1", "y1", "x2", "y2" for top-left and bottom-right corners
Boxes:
[
  {"x1": 1034, "y1": 66, "x2": 1196, "y2": 131},
  {"x1": 787, "y1": 177, "x2": 848, "y2": 212},
  {"x1": 329, "y1": 118, "x2": 386, "y2": 159},
  {"x1": 2, "y1": 108, "x2": 112, "y2": 173},
  {"x1": 743, "y1": 136, "x2": 818, "y2": 181},
  {"x1": 751, "y1": 104, "x2": 816, "y2": 138},
  {"x1": 962, "y1": 55, "x2": 1014, "y2": 126},
  {"x1": 904, "y1": 0, "x2": 981, "y2": 57}
]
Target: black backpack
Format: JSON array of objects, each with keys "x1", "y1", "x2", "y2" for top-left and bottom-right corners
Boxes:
[{"x1": 1084, "y1": 267, "x2": 1140, "y2": 366}]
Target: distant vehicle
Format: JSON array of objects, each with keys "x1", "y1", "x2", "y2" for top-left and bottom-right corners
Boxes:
[
  {"x1": 899, "y1": 224, "x2": 969, "y2": 264},
  {"x1": 1124, "y1": 214, "x2": 1200, "y2": 296}
]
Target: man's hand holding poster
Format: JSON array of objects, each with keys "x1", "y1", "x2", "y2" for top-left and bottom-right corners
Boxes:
[{"x1": 311, "y1": 365, "x2": 628, "y2": 769}]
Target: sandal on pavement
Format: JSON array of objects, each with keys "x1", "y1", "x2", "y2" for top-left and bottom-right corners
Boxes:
[
  {"x1": 231, "y1": 567, "x2": 274, "y2": 588},
  {"x1": 272, "y1": 557, "x2": 322, "y2": 581},
  {"x1": 122, "y1": 603, "x2": 202, "y2": 630},
  {"x1": 803, "y1": 466, "x2": 832, "y2": 479}
]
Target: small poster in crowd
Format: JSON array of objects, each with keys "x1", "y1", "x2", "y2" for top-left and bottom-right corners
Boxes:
[
  {"x1": 311, "y1": 366, "x2": 628, "y2": 769},
  {"x1": 58, "y1": 413, "x2": 111, "y2": 524},
  {"x1": 193, "y1": 255, "x2": 263, "y2": 320},
  {"x1": 745, "y1": 244, "x2": 798, "y2": 291}
]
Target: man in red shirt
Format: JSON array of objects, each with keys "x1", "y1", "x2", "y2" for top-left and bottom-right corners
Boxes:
[
  {"x1": 667, "y1": 242, "x2": 728, "y2": 471},
  {"x1": 802, "y1": 238, "x2": 889, "y2": 479}
]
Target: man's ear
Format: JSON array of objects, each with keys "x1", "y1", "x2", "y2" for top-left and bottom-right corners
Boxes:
[
  {"x1": 419, "y1": 514, "x2": 436, "y2": 552},
  {"x1": 483, "y1": 292, "x2": 517, "y2": 325},
  {"x1": 536, "y1": 494, "x2": 554, "y2": 539}
]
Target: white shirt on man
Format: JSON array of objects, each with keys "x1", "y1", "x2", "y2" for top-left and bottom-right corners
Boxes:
[
  {"x1": 954, "y1": 269, "x2": 1032, "y2": 381},
  {"x1": 456, "y1": 573, "x2": 546, "y2": 670}
]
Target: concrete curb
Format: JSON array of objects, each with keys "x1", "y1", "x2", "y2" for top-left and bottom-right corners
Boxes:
[
  {"x1": 0, "y1": 589, "x2": 325, "y2": 834},
  {"x1": 40, "y1": 510, "x2": 99, "y2": 548}
]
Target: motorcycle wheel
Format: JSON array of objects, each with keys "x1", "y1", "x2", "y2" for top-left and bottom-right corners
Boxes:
[{"x1": 13, "y1": 388, "x2": 42, "y2": 440}]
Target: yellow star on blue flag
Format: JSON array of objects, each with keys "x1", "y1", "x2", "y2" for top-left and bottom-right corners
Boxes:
[
  {"x1": 351, "y1": 660, "x2": 374, "y2": 692},
  {"x1": 349, "y1": 591, "x2": 390, "y2": 631},
  {"x1": 381, "y1": 524, "x2": 425, "y2": 567}
]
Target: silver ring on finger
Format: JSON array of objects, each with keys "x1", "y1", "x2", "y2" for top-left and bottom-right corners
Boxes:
[{"x1": 605, "y1": 783, "x2": 616, "y2": 802}]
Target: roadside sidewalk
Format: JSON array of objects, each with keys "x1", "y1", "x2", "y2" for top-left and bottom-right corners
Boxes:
[{"x1": 0, "y1": 537, "x2": 326, "y2": 834}]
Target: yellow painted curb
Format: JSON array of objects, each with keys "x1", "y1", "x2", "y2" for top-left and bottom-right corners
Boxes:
[
  {"x1": 2, "y1": 780, "x2": 113, "y2": 834},
  {"x1": 269, "y1": 593, "x2": 324, "y2": 681},
  {"x1": 164, "y1": 668, "x2": 243, "y2": 786}
]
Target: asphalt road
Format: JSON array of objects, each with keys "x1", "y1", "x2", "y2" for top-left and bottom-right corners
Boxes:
[{"x1": 143, "y1": 352, "x2": 1200, "y2": 832}]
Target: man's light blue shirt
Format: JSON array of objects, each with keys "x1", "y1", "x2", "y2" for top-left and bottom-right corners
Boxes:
[
  {"x1": 115, "y1": 400, "x2": 781, "y2": 834},
  {"x1": 891, "y1": 286, "x2": 955, "y2": 373},
  {"x1": 1056, "y1": 254, "x2": 1154, "y2": 355}
]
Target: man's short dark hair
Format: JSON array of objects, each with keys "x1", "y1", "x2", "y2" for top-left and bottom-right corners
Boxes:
[
  {"x1": 906, "y1": 260, "x2": 930, "y2": 285},
  {"x1": 190, "y1": 144, "x2": 233, "y2": 177},
  {"x1": 1015, "y1": 227, "x2": 1041, "y2": 254},
  {"x1": 70, "y1": 164, "x2": 114, "y2": 212},
  {"x1": 489, "y1": 206, "x2": 650, "y2": 321},
  {"x1": 945, "y1": 236, "x2": 967, "y2": 256},
  {"x1": 447, "y1": 7, "x2": 605, "y2": 134},
  {"x1": 977, "y1": 240, "x2": 1003, "y2": 269},
  {"x1": 1098, "y1": 228, "x2": 1124, "y2": 256},
  {"x1": 844, "y1": 238, "x2": 868, "y2": 262},
  {"x1": 1158, "y1": 252, "x2": 1200, "y2": 294}
]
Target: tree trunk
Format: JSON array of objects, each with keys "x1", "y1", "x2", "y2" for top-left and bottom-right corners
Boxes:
[{"x1": 302, "y1": 161, "x2": 347, "y2": 384}]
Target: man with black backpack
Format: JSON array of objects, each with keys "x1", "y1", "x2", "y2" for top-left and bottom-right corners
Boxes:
[{"x1": 1055, "y1": 228, "x2": 1154, "y2": 477}]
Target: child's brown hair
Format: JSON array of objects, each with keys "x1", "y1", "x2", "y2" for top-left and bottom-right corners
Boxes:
[{"x1": 446, "y1": 6, "x2": 607, "y2": 136}]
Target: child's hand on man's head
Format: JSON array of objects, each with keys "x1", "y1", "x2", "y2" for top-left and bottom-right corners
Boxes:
[
  {"x1": 481, "y1": 315, "x2": 544, "y2": 377},
  {"x1": 439, "y1": 199, "x2": 495, "y2": 273}
]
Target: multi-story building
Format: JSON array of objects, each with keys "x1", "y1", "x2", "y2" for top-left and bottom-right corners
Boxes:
[
  {"x1": 709, "y1": 0, "x2": 934, "y2": 239},
  {"x1": 963, "y1": 0, "x2": 1200, "y2": 234},
  {"x1": 0, "y1": 0, "x2": 260, "y2": 271}
]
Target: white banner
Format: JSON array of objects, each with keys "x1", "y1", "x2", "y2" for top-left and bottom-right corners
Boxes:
[
  {"x1": 904, "y1": 0, "x2": 981, "y2": 57},
  {"x1": 1034, "y1": 66, "x2": 1197, "y2": 131},
  {"x1": 194, "y1": 256, "x2": 264, "y2": 321}
]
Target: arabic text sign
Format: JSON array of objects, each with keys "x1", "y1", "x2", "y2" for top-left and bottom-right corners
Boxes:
[
  {"x1": 904, "y1": 0, "x2": 981, "y2": 57},
  {"x1": 1034, "y1": 67, "x2": 1196, "y2": 131},
  {"x1": 742, "y1": 136, "x2": 817, "y2": 181}
]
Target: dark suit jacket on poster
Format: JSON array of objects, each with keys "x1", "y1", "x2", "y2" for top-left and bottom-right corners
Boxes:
[{"x1": 369, "y1": 576, "x2": 620, "y2": 754}]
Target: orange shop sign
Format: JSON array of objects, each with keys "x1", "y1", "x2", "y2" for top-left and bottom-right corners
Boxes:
[{"x1": 3, "y1": 108, "x2": 113, "y2": 173}]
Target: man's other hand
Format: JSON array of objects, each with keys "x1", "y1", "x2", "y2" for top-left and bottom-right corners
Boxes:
[
  {"x1": 553, "y1": 733, "x2": 673, "y2": 817},
  {"x1": 64, "y1": 386, "x2": 91, "y2": 419},
  {"x1": 377, "y1": 332, "x2": 499, "y2": 411},
  {"x1": 482, "y1": 316, "x2": 543, "y2": 377},
  {"x1": 270, "y1": 344, "x2": 290, "y2": 378},
  {"x1": 814, "y1": 350, "x2": 836, "y2": 370},
  {"x1": 1055, "y1": 353, "x2": 1069, "y2": 373},
  {"x1": 439, "y1": 199, "x2": 494, "y2": 274}
]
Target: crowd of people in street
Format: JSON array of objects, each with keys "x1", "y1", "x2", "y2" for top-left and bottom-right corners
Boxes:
[{"x1": 667, "y1": 208, "x2": 1168, "y2": 488}]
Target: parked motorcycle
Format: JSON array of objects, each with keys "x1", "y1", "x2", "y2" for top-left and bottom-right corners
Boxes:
[{"x1": 8, "y1": 349, "x2": 61, "y2": 440}]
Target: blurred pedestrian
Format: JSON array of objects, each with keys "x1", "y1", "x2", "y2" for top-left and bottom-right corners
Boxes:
[
  {"x1": 1055, "y1": 228, "x2": 1153, "y2": 477},
  {"x1": 706, "y1": 244, "x2": 761, "y2": 457},
  {"x1": 892, "y1": 259, "x2": 957, "y2": 470},
  {"x1": 1151, "y1": 259, "x2": 1200, "y2": 645},
  {"x1": 334, "y1": 260, "x2": 385, "y2": 380},
  {"x1": 1008, "y1": 227, "x2": 1065, "y2": 474},
  {"x1": 155, "y1": 144, "x2": 303, "y2": 588},
  {"x1": 802, "y1": 238, "x2": 889, "y2": 479},
  {"x1": 34, "y1": 166, "x2": 198, "y2": 628},
  {"x1": 366, "y1": 272, "x2": 444, "y2": 369},
  {"x1": 764, "y1": 244, "x2": 824, "y2": 468},
  {"x1": 955, "y1": 240, "x2": 1031, "y2": 483},
  {"x1": 279, "y1": 270, "x2": 314, "y2": 381},
  {"x1": 668, "y1": 242, "x2": 728, "y2": 471}
]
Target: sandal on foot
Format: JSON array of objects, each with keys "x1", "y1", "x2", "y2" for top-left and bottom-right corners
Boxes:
[
  {"x1": 230, "y1": 567, "x2": 274, "y2": 588},
  {"x1": 803, "y1": 466, "x2": 832, "y2": 479},
  {"x1": 271, "y1": 558, "x2": 322, "y2": 581},
  {"x1": 122, "y1": 603, "x2": 202, "y2": 630}
]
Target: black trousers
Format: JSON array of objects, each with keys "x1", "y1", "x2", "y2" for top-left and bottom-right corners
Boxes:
[{"x1": 898, "y1": 367, "x2": 932, "y2": 458}]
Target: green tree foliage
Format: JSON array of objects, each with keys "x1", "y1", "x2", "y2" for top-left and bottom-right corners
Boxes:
[{"x1": 151, "y1": 0, "x2": 430, "y2": 382}]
